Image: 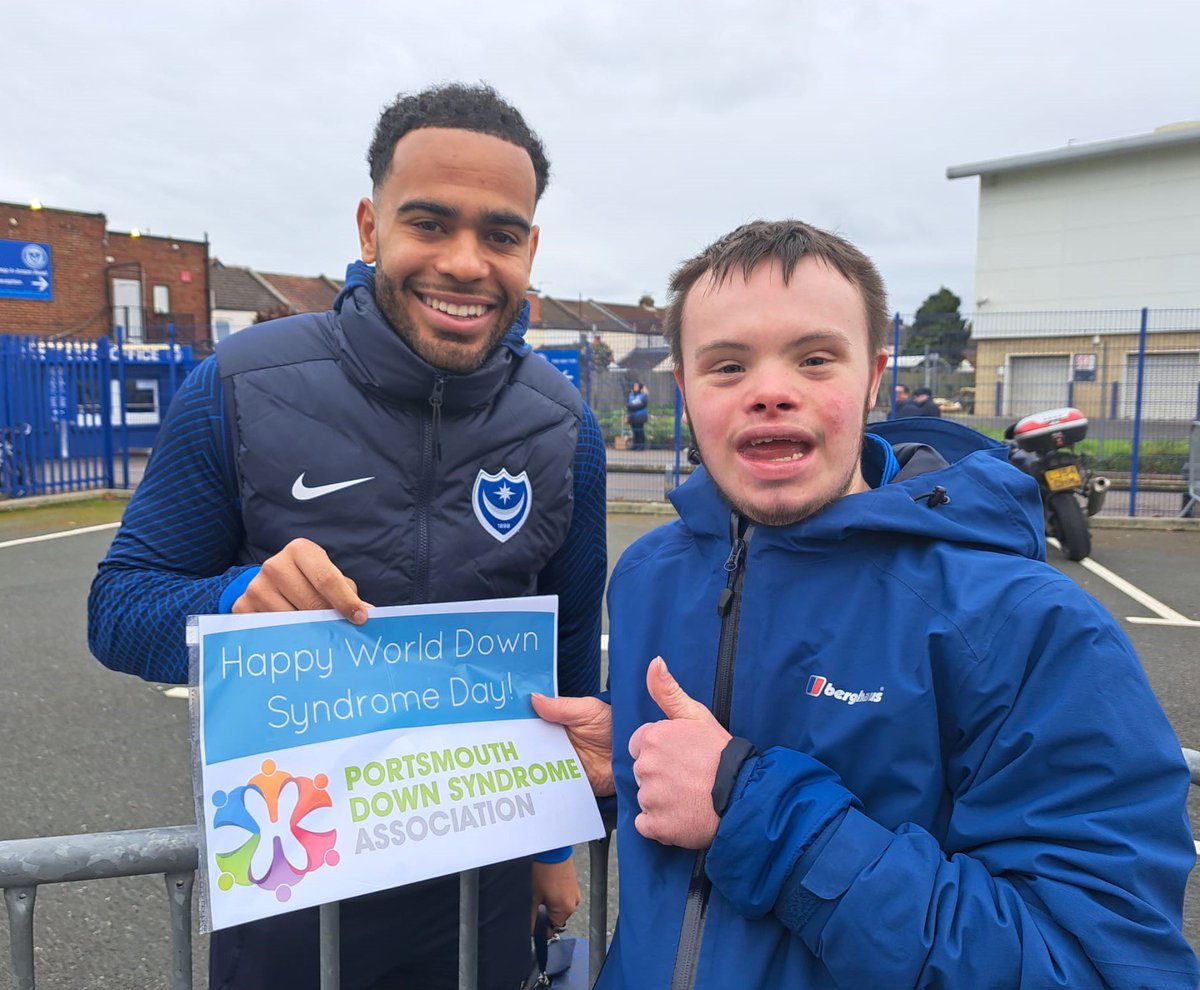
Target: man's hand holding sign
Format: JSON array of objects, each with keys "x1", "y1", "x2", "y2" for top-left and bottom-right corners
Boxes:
[{"x1": 231, "y1": 538, "x2": 372, "y2": 625}]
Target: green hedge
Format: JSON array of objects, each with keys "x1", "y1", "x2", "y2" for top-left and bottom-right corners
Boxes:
[{"x1": 972, "y1": 428, "x2": 1187, "y2": 474}]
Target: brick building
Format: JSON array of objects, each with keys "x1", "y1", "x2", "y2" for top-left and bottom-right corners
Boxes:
[{"x1": 0, "y1": 201, "x2": 210, "y2": 346}]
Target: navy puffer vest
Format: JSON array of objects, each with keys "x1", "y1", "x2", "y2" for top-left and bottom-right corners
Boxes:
[{"x1": 215, "y1": 284, "x2": 581, "y2": 608}]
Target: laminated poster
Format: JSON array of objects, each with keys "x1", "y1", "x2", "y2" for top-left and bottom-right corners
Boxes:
[{"x1": 188, "y1": 595, "x2": 603, "y2": 931}]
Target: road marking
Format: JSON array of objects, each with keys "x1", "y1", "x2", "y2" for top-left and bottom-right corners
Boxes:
[
  {"x1": 1048, "y1": 536, "x2": 1198, "y2": 627},
  {"x1": 0, "y1": 522, "x2": 119, "y2": 549}
]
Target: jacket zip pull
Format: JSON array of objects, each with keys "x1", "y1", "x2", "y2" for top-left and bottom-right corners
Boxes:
[
  {"x1": 913, "y1": 485, "x2": 950, "y2": 507},
  {"x1": 717, "y1": 514, "x2": 750, "y2": 615},
  {"x1": 429, "y1": 375, "x2": 447, "y2": 461},
  {"x1": 722, "y1": 537, "x2": 745, "y2": 573}
]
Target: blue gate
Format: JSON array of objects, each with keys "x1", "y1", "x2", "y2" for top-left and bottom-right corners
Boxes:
[{"x1": 0, "y1": 330, "x2": 197, "y2": 498}]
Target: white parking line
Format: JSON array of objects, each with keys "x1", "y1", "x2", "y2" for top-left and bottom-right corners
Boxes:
[
  {"x1": 0, "y1": 522, "x2": 119, "y2": 550},
  {"x1": 1048, "y1": 536, "x2": 1200, "y2": 628}
]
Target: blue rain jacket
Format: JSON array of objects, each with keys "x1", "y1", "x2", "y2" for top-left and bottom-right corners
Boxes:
[{"x1": 599, "y1": 418, "x2": 1198, "y2": 989}]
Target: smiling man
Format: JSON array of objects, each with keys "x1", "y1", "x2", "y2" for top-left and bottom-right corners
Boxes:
[
  {"x1": 535, "y1": 220, "x2": 1198, "y2": 988},
  {"x1": 88, "y1": 83, "x2": 606, "y2": 989}
]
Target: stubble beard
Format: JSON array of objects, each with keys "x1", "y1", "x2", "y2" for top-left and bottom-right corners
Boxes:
[{"x1": 374, "y1": 266, "x2": 520, "y2": 375}]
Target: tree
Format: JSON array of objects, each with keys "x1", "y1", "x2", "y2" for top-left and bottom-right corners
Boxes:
[{"x1": 905, "y1": 288, "x2": 970, "y2": 367}]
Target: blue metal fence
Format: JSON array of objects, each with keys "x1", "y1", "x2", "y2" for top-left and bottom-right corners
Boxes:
[{"x1": 0, "y1": 329, "x2": 197, "y2": 498}]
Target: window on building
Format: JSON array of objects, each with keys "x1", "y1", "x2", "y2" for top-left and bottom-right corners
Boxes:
[
  {"x1": 109, "y1": 378, "x2": 160, "y2": 426},
  {"x1": 153, "y1": 284, "x2": 171, "y2": 315}
]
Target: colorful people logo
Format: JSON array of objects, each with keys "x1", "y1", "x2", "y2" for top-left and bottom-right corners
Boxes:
[{"x1": 212, "y1": 759, "x2": 339, "y2": 902}]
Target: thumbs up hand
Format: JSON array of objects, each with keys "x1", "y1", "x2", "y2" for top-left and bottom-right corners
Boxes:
[{"x1": 628, "y1": 657, "x2": 732, "y2": 849}]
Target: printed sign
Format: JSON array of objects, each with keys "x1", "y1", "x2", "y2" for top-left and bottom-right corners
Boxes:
[
  {"x1": 0, "y1": 241, "x2": 53, "y2": 301},
  {"x1": 189, "y1": 596, "x2": 603, "y2": 932},
  {"x1": 1072, "y1": 352, "x2": 1097, "y2": 382},
  {"x1": 538, "y1": 348, "x2": 581, "y2": 389}
]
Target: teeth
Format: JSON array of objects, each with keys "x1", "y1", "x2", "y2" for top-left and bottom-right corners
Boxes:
[
  {"x1": 746, "y1": 437, "x2": 807, "y2": 461},
  {"x1": 423, "y1": 296, "x2": 486, "y2": 318}
]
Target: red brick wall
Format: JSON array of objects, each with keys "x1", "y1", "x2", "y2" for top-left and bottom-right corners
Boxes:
[
  {"x1": 0, "y1": 204, "x2": 109, "y2": 336},
  {"x1": 0, "y1": 202, "x2": 210, "y2": 341},
  {"x1": 108, "y1": 232, "x2": 211, "y2": 337}
]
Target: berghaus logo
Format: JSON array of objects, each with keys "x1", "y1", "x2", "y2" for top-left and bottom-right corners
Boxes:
[{"x1": 806, "y1": 675, "x2": 884, "y2": 706}]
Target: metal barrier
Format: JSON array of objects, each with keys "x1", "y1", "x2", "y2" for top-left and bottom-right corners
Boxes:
[
  {"x1": 1182, "y1": 423, "x2": 1200, "y2": 518},
  {"x1": 1184, "y1": 748, "x2": 1200, "y2": 786},
  {"x1": 1, "y1": 810, "x2": 616, "y2": 990}
]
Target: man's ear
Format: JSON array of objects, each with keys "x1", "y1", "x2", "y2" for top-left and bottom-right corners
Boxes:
[
  {"x1": 528, "y1": 224, "x2": 539, "y2": 268},
  {"x1": 673, "y1": 366, "x2": 691, "y2": 425},
  {"x1": 356, "y1": 198, "x2": 377, "y2": 264},
  {"x1": 867, "y1": 350, "x2": 889, "y2": 409}
]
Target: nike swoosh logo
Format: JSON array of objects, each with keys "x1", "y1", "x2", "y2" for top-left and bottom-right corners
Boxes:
[{"x1": 291, "y1": 472, "x2": 375, "y2": 501}]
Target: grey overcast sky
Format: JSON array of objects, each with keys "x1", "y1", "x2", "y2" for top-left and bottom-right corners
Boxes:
[{"x1": 4, "y1": 0, "x2": 1197, "y2": 315}]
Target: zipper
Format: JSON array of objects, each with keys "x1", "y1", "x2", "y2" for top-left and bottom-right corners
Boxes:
[
  {"x1": 669, "y1": 512, "x2": 752, "y2": 990},
  {"x1": 428, "y1": 375, "x2": 445, "y2": 462},
  {"x1": 415, "y1": 374, "x2": 448, "y2": 603}
]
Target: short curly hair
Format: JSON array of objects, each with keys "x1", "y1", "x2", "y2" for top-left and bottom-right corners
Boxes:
[{"x1": 367, "y1": 82, "x2": 550, "y2": 201}]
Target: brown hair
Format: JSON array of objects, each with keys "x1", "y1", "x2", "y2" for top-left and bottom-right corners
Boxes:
[{"x1": 662, "y1": 219, "x2": 889, "y2": 369}]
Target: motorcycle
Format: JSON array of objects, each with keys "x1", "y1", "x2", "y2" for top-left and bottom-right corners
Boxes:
[{"x1": 1003, "y1": 407, "x2": 1110, "y2": 562}]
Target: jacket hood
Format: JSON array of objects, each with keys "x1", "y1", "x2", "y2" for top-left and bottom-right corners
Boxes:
[{"x1": 670, "y1": 417, "x2": 1046, "y2": 562}]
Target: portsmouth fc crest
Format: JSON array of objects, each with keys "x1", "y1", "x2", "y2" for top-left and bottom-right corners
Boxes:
[{"x1": 472, "y1": 468, "x2": 532, "y2": 543}]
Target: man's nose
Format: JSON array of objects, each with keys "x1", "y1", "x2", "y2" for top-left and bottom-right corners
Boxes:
[
  {"x1": 750, "y1": 367, "x2": 798, "y2": 411},
  {"x1": 435, "y1": 233, "x2": 489, "y2": 282}
]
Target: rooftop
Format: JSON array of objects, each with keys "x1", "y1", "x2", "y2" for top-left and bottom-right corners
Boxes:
[{"x1": 947, "y1": 123, "x2": 1200, "y2": 180}]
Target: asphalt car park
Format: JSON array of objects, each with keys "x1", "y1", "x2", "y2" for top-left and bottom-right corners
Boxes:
[{"x1": 1, "y1": 510, "x2": 1198, "y2": 986}]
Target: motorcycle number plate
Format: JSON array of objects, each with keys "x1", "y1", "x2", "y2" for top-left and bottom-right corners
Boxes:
[{"x1": 1045, "y1": 465, "x2": 1082, "y2": 491}]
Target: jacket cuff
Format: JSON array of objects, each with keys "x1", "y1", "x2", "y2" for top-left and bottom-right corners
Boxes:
[
  {"x1": 705, "y1": 746, "x2": 855, "y2": 919},
  {"x1": 532, "y1": 846, "x2": 574, "y2": 864},
  {"x1": 778, "y1": 807, "x2": 893, "y2": 946},
  {"x1": 712, "y1": 737, "x2": 757, "y2": 816},
  {"x1": 218, "y1": 566, "x2": 259, "y2": 614}
]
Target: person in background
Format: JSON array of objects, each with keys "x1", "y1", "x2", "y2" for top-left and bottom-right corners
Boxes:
[
  {"x1": 892, "y1": 382, "x2": 917, "y2": 418},
  {"x1": 626, "y1": 381, "x2": 649, "y2": 450},
  {"x1": 910, "y1": 384, "x2": 942, "y2": 416}
]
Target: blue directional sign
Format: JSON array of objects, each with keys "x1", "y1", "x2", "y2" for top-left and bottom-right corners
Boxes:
[
  {"x1": 0, "y1": 241, "x2": 53, "y2": 301},
  {"x1": 538, "y1": 348, "x2": 581, "y2": 389}
]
